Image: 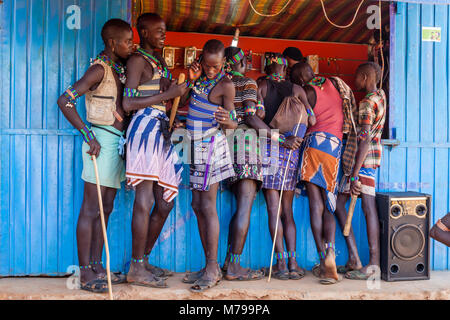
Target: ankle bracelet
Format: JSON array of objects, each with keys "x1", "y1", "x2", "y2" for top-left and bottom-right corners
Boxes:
[
  {"x1": 79, "y1": 265, "x2": 92, "y2": 270},
  {"x1": 276, "y1": 252, "x2": 288, "y2": 260},
  {"x1": 287, "y1": 251, "x2": 297, "y2": 258},
  {"x1": 230, "y1": 253, "x2": 241, "y2": 264},
  {"x1": 131, "y1": 258, "x2": 144, "y2": 263}
]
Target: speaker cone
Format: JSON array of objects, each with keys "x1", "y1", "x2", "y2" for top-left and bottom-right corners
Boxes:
[
  {"x1": 415, "y1": 204, "x2": 427, "y2": 217},
  {"x1": 391, "y1": 224, "x2": 425, "y2": 260},
  {"x1": 390, "y1": 204, "x2": 403, "y2": 218}
]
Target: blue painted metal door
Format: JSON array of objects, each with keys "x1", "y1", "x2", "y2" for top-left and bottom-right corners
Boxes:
[{"x1": 1, "y1": 0, "x2": 448, "y2": 277}]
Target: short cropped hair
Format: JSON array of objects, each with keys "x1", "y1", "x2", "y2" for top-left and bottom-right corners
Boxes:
[
  {"x1": 101, "y1": 19, "x2": 132, "y2": 46},
  {"x1": 136, "y1": 13, "x2": 164, "y2": 39},
  {"x1": 358, "y1": 62, "x2": 382, "y2": 84},
  {"x1": 203, "y1": 39, "x2": 225, "y2": 56}
]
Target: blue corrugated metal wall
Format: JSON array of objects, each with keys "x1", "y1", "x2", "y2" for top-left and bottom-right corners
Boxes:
[
  {"x1": 380, "y1": 1, "x2": 450, "y2": 270},
  {"x1": 0, "y1": 1, "x2": 448, "y2": 277}
]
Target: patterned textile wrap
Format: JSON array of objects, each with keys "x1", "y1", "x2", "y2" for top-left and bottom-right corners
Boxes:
[
  {"x1": 339, "y1": 167, "x2": 377, "y2": 197},
  {"x1": 189, "y1": 129, "x2": 235, "y2": 191},
  {"x1": 298, "y1": 131, "x2": 343, "y2": 213},
  {"x1": 126, "y1": 107, "x2": 183, "y2": 202},
  {"x1": 262, "y1": 137, "x2": 300, "y2": 191},
  {"x1": 330, "y1": 76, "x2": 358, "y2": 176},
  {"x1": 231, "y1": 77, "x2": 258, "y2": 125},
  {"x1": 227, "y1": 124, "x2": 263, "y2": 189}
]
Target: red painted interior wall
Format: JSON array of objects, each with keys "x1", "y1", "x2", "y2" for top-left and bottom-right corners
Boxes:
[{"x1": 133, "y1": 29, "x2": 368, "y2": 108}]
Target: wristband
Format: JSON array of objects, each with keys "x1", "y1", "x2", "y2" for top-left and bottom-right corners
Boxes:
[
  {"x1": 278, "y1": 135, "x2": 286, "y2": 144},
  {"x1": 229, "y1": 109, "x2": 237, "y2": 121},
  {"x1": 185, "y1": 81, "x2": 195, "y2": 89},
  {"x1": 244, "y1": 106, "x2": 256, "y2": 116},
  {"x1": 124, "y1": 88, "x2": 141, "y2": 97},
  {"x1": 256, "y1": 101, "x2": 265, "y2": 111},
  {"x1": 306, "y1": 107, "x2": 315, "y2": 117},
  {"x1": 359, "y1": 129, "x2": 369, "y2": 140},
  {"x1": 79, "y1": 125, "x2": 96, "y2": 144},
  {"x1": 63, "y1": 86, "x2": 80, "y2": 108},
  {"x1": 350, "y1": 176, "x2": 359, "y2": 182}
]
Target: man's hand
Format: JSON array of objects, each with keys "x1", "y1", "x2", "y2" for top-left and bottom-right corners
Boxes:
[
  {"x1": 172, "y1": 117, "x2": 185, "y2": 130},
  {"x1": 350, "y1": 178, "x2": 362, "y2": 196},
  {"x1": 165, "y1": 80, "x2": 189, "y2": 100},
  {"x1": 86, "y1": 139, "x2": 101, "y2": 157},
  {"x1": 282, "y1": 136, "x2": 302, "y2": 150},
  {"x1": 188, "y1": 60, "x2": 202, "y2": 82},
  {"x1": 256, "y1": 109, "x2": 265, "y2": 120},
  {"x1": 215, "y1": 107, "x2": 237, "y2": 130}
]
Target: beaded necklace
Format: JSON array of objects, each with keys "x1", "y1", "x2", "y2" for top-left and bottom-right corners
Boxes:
[
  {"x1": 308, "y1": 76, "x2": 326, "y2": 90},
  {"x1": 136, "y1": 48, "x2": 173, "y2": 80},
  {"x1": 194, "y1": 69, "x2": 226, "y2": 94},
  {"x1": 95, "y1": 52, "x2": 126, "y2": 84},
  {"x1": 266, "y1": 73, "x2": 285, "y2": 82}
]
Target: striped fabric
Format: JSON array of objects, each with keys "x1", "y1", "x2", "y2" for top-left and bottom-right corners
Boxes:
[
  {"x1": 359, "y1": 89, "x2": 386, "y2": 169},
  {"x1": 231, "y1": 76, "x2": 258, "y2": 125},
  {"x1": 339, "y1": 167, "x2": 377, "y2": 196},
  {"x1": 134, "y1": 0, "x2": 390, "y2": 44},
  {"x1": 135, "y1": 51, "x2": 166, "y2": 112},
  {"x1": 186, "y1": 84, "x2": 221, "y2": 139}
]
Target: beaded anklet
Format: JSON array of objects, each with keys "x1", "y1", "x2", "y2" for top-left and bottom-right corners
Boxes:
[
  {"x1": 230, "y1": 253, "x2": 241, "y2": 264},
  {"x1": 318, "y1": 251, "x2": 325, "y2": 260},
  {"x1": 79, "y1": 125, "x2": 96, "y2": 144},
  {"x1": 276, "y1": 252, "x2": 288, "y2": 261},
  {"x1": 90, "y1": 261, "x2": 103, "y2": 266},
  {"x1": 79, "y1": 265, "x2": 92, "y2": 270},
  {"x1": 325, "y1": 242, "x2": 335, "y2": 251},
  {"x1": 287, "y1": 251, "x2": 297, "y2": 259},
  {"x1": 131, "y1": 258, "x2": 144, "y2": 263}
]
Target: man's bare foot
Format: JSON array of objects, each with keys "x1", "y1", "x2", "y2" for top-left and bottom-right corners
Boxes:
[
  {"x1": 323, "y1": 249, "x2": 339, "y2": 281},
  {"x1": 127, "y1": 262, "x2": 167, "y2": 288},
  {"x1": 345, "y1": 257, "x2": 363, "y2": 271},
  {"x1": 80, "y1": 267, "x2": 100, "y2": 285},
  {"x1": 143, "y1": 259, "x2": 171, "y2": 279}
]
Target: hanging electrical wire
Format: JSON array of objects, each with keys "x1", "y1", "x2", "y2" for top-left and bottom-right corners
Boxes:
[
  {"x1": 248, "y1": 0, "x2": 292, "y2": 17},
  {"x1": 320, "y1": 0, "x2": 365, "y2": 29}
]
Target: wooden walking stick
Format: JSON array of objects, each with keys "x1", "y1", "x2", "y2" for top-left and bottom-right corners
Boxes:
[
  {"x1": 169, "y1": 73, "x2": 186, "y2": 131},
  {"x1": 343, "y1": 180, "x2": 362, "y2": 237},
  {"x1": 91, "y1": 155, "x2": 113, "y2": 300},
  {"x1": 268, "y1": 111, "x2": 304, "y2": 282}
]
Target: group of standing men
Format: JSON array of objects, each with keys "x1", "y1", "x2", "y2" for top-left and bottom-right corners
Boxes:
[{"x1": 57, "y1": 13, "x2": 387, "y2": 293}]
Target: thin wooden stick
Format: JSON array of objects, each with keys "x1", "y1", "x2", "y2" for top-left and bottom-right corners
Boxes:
[
  {"x1": 268, "y1": 110, "x2": 303, "y2": 282},
  {"x1": 92, "y1": 155, "x2": 113, "y2": 300},
  {"x1": 169, "y1": 73, "x2": 186, "y2": 131}
]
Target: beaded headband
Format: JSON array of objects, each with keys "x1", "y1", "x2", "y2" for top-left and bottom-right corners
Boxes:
[
  {"x1": 266, "y1": 56, "x2": 288, "y2": 67},
  {"x1": 228, "y1": 49, "x2": 245, "y2": 65}
]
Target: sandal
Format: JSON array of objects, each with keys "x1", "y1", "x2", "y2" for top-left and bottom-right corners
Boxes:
[
  {"x1": 98, "y1": 272, "x2": 127, "y2": 285},
  {"x1": 224, "y1": 269, "x2": 264, "y2": 281},
  {"x1": 182, "y1": 269, "x2": 205, "y2": 284},
  {"x1": 260, "y1": 267, "x2": 290, "y2": 280},
  {"x1": 345, "y1": 269, "x2": 371, "y2": 280},
  {"x1": 145, "y1": 264, "x2": 173, "y2": 279},
  {"x1": 127, "y1": 275, "x2": 168, "y2": 288},
  {"x1": 336, "y1": 265, "x2": 350, "y2": 274},
  {"x1": 319, "y1": 274, "x2": 343, "y2": 285},
  {"x1": 80, "y1": 279, "x2": 108, "y2": 293},
  {"x1": 311, "y1": 264, "x2": 321, "y2": 278},
  {"x1": 289, "y1": 267, "x2": 306, "y2": 280},
  {"x1": 190, "y1": 274, "x2": 222, "y2": 293}
]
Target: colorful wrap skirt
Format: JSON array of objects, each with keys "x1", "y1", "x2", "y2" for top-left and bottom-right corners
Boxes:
[
  {"x1": 227, "y1": 125, "x2": 263, "y2": 190},
  {"x1": 338, "y1": 167, "x2": 377, "y2": 197},
  {"x1": 189, "y1": 129, "x2": 235, "y2": 191},
  {"x1": 298, "y1": 131, "x2": 343, "y2": 212},
  {"x1": 262, "y1": 137, "x2": 300, "y2": 191},
  {"x1": 126, "y1": 107, "x2": 183, "y2": 203}
]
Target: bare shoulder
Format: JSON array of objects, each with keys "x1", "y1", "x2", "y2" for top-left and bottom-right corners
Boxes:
[{"x1": 126, "y1": 53, "x2": 147, "y2": 68}]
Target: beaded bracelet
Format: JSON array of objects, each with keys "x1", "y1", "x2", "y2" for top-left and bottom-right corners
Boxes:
[
  {"x1": 256, "y1": 102, "x2": 265, "y2": 111},
  {"x1": 359, "y1": 129, "x2": 369, "y2": 139},
  {"x1": 63, "y1": 86, "x2": 80, "y2": 108},
  {"x1": 244, "y1": 106, "x2": 256, "y2": 116},
  {"x1": 79, "y1": 125, "x2": 96, "y2": 144},
  {"x1": 278, "y1": 135, "x2": 286, "y2": 144},
  {"x1": 229, "y1": 109, "x2": 237, "y2": 121},
  {"x1": 306, "y1": 107, "x2": 315, "y2": 117},
  {"x1": 124, "y1": 88, "x2": 141, "y2": 97},
  {"x1": 350, "y1": 176, "x2": 359, "y2": 182},
  {"x1": 185, "y1": 81, "x2": 195, "y2": 89}
]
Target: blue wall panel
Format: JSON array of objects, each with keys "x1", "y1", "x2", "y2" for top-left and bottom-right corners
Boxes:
[{"x1": 1, "y1": 1, "x2": 449, "y2": 277}]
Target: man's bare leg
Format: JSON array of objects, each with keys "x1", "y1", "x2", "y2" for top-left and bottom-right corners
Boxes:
[
  {"x1": 306, "y1": 183, "x2": 326, "y2": 275},
  {"x1": 280, "y1": 191, "x2": 301, "y2": 272},
  {"x1": 321, "y1": 189, "x2": 339, "y2": 281}
]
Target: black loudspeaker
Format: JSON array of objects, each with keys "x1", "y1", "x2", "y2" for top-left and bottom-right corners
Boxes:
[{"x1": 376, "y1": 192, "x2": 431, "y2": 281}]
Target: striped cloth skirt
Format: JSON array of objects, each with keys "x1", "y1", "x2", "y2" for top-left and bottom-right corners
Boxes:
[{"x1": 126, "y1": 108, "x2": 183, "y2": 202}]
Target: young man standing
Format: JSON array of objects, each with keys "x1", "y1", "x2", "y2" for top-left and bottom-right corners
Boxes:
[
  {"x1": 181, "y1": 40, "x2": 238, "y2": 292},
  {"x1": 57, "y1": 19, "x2": 133, "y2": 293},
  {"x1": 336, "y1": 62, "x2": 387, "y2": 280},
  {"x1": 123, "y1": 13, "x2": 188, "y2": 288}
]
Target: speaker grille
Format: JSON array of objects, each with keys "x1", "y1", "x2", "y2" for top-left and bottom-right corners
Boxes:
[{"x1": 391, "y1": 224, "x2": 425, "y2": 260}]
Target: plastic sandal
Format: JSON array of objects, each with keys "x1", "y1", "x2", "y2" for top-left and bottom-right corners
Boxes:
[{"x1": 80, "y1": 279, "x2": 108, "y2": 293}]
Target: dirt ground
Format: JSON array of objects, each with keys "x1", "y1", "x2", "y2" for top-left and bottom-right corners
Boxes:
[{"x1": 0, "y1": 271, "x2": 448, "y2": 300}]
